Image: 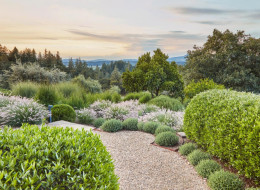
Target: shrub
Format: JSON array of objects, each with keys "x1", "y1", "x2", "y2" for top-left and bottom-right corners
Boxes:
[
  {"x1": 11, "y1": 82, "x2": 38, "y2": 98},
  {"x1": 36, "y1": 85, "x2": 59, "y2": 106},
  {"x1": 208, "y1": 170, "x2": 244, "y2": 190},
  {"x1": 149, "y1": 95, "x2": 184, "y2": 111},
  {"x1": 112, "y1": 93, "x2": 122, "y2": 103},
  {"x1": 93, "y1": 118, "x2": 106, "y2": 128},
  {"x1": 0, "y1": 95, "x2": 48, "y2": 127},
  {"x1": 72, "y1": 75, "x2": 102, "y2": 93},
  {"x1": 139, "y1": 93, "x2": 152, "y2": 104},
  {"x1": 100, "y1": 91, "x2": 113, "y2": 101},
  {"x1": 7, "y1": 63, "x2": 67, "y2": 85},
  {"x1": 184, "y1": 78, "x2": 225, "y2": 99},
  {"x1": 64, "y1": 92, "x2": 88, "y2": 109},
  {"x1": 184, "y1": 89, "x2": 260, "y2": 182},
  {"x1": 77, "y1": 108, "x2": 96, "y2": 125},
  {"x1": 155, "y1": 125, "x2": 175, "y2": 136},
  {"x1": 137, "y1": 122, "x2": 145, "y2": 131},
  {"x1": 195, "y1": 160, "x2": 221, "y2": 178},
  {"x1": 0, "y1": 124, "x2": 119, "y2": 189},
  {"x1": 51, "y1": 104, "x2": 76, "y2": 122},
  {"x1": 0, "y1": 88, "x2": 11, "y2": 95},
  {"x1": 143, "y1": 122, "x2": 159, "y2": 134},
  {"x1": 122, "y1": 118, "x2": 138, "y2": 131},
  {"x1": 55, "y1": 82, "x2": 82, "y2": 98},
  {"x1": 155, "y1": 132, "x2": 179, "y2": 147},
  {"x1": 109, "y1": 85, "x2": 121, "y2": 94},
  {"x1": 187, "y1": 150, "x2": 211, "y2": 166},
  {"x1": 124, "y1": 92, "x2": 147, "y2": 101},
  {"x1": 101, "y1": 119, "x2": 123, "y2": 132},
  {"x1": 179, "y1": 143, "x2": 197, "y2": 156}
]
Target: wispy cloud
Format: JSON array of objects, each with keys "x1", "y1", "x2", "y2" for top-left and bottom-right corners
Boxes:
[{"x1": 168, "y1": 7, "x2": 241, "y2": 15}]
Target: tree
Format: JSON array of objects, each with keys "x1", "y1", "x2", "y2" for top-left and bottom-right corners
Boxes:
[
  {"x1": 122, "y1": 49, "x2": 184, "y2": 98},
  {"x1": 182, "y1": 29, "x2": 260, "y2": 93},
  {"x1": 110, "y1": 67, "x2": 122, "y2": 87}
]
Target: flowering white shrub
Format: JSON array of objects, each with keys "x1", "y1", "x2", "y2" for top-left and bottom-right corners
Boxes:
[
  {"x1": 138, "y1": 110, "x2": 184, "y2": 130},
  {"x1": 0, "y1": 94, "x2": 48, "y2": 127},
  {"x1": 89, "y1": 100, "x2": 112, "y2": 117},
  {"x1": 76, "y1": 108, "x2": 97, "y2": 124},
  {"x1": 85, "y1": 100, "x2": 184, "y2": 129}
]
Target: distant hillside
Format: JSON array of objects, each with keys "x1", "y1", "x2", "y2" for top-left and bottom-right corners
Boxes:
[{"x1": 63, "y1": 56, "x2": 186, "y2": 67}]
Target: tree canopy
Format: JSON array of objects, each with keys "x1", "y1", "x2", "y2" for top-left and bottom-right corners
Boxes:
[
  {"x1": 181, "y1": 29, "x2": 260, "y2": 93},
  {"x1": 122, "y1": 49, "x2": 184, "y2": 98}
]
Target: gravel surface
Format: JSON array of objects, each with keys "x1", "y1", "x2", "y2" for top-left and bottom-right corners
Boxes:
[{"x1": 94, "y1": 130, "x2": 209, "y2": 190}]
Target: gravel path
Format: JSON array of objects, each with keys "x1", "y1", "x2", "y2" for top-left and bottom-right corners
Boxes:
[{"x1": 94, "y1": 130, "x2": 209, "y2": 190}]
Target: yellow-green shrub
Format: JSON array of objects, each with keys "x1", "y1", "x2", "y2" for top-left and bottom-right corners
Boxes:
[
  {"x1": 0, "y1": 124, "x2": 119, "y2": 189},
  {"x1": 184, "y1": 89, "x2": 260, "y2": 183}
]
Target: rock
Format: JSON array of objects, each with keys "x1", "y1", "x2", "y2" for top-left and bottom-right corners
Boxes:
[{"x1": 177, "y1": 132, "x2": 186, "y2": 138}]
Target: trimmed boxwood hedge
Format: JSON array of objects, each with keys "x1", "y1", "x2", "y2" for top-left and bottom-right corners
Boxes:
[
  {"x1": 0, "y1": 124, "x2": 119, "y2": 189},
  {"x1": 184, "y1": 89, "x2": 260, "y2": 183},
  {"x1": 52, "y1": 104, "x2": 76, "y2": 122}
]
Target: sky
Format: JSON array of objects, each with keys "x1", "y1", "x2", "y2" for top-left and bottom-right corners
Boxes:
[{"x1": 0, "y1": 0, "x2": 259, "y2": 59}]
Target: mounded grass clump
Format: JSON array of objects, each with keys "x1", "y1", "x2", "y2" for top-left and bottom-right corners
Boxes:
[
  {"x1": 0, "y1": 124, "x2": 119, "y2": 189},
  {"x1": 111, "y1": 93, "x2": 122, "y2": 103},
  {"x1": 187, "y1": 149, "x2": 211, "y2": 166},
  {"x1": 195, "y1": 160, "x2": 221, "y2": 179},
  {"x1": 155, "y1": 132, "x2": 179, "y2": 147},
  {"x1": 122, "y1": 118, "x2": 138, "y2": 131},
  {"x1": 36, "y1": 85, "x2": 59, "y2": 106},
  {"x1": 137, "y1": 122, "x2": 145, "y2": 131},
  {"x1": 139, "y1": 93, "x2": 152, "y2": 104},
  {"x1": 143, "y1": 122, "x2": 159, "y2": 134},
  {"x1": 101, "y1": 119, "x2": 123, "y2": 132},
  {"x1": 155, "y1": 125, "x2": 175, "y2": 136},
  {"x1": 149, "y1": 95, "x2": 184, "y2": 111},
  {"x1": 184, "y1": 89, "x2": 260, "y2": 182},
  {"x1": 11, "y1": 82, "x2": 39, "y2": 98},
  {"x1": 52, "y1": 104, "x2": 76, "y2": 122},
  {"x1": 179, "y1": 143, "x2": 197, "y2": 156},
  {"x1": 93, "y1": 118, "x2": 106, "y2": 128},
  {"x1": 208, "y1": 170, "x2": 244, "y2": 190}
]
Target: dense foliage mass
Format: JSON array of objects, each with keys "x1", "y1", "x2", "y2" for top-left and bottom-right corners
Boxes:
[
  {"x1": 184, "y1": 78, "x2": 225, "y2": 99},
  {"x1": 51, "y1": 104, "x2": 76, "y2": 122},
  {"x1": 101, "y1": 119, "x2": 123, "y2": 132},
  {"x1": 149, "y1": 95, "x2": 184, "y2": 111},
  {"x1": 155, "y1": 131, "x2": 179, "y2": 147},
  {"x1": 0, "y1": 94, "x2": 48, "y2": 127},
  {"x1": 154, "y1": 125, "x2": 175, "y2": 136},
  {"x1": 179, "y1": 143, "x2": 197, "y2": 156},
  {"x1": 187, "y1": 150, "x2": 211, "y2": 166},
  {"x1": 0, "y1": 124, "x2": 119, "y2": 189},
  {"x1": 184, "y1": 89, "x2": 260, "y2": 182},
  {"x1": 122, "y1": 118, "x2": 138, "y2": 131},
  {"x1": 122, "y1": 49, "x2": 184, "y2": 98},
  {"x1": 195, "y1": 160, "x2": 221, "y2": 179},
  {"x1": 181, "y1": 29, "x2": 260, "y2": 93},
  {"x1": 208, "y1": 170, "x2": 244, "y2": 190}
]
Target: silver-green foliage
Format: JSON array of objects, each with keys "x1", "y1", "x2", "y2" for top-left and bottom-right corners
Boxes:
[
  {"x1": 195, "y1": 160, "x2": 221, "y2": 179},
  {"x1": 154, "y1": 125, "x2": 175, "y2": 136},
  {"x1": 187, "y1": 150, "x2": 211, "y2": 166},
  {"x1": 143, "y1": 122, "x2": 159, "y2": 134},
  {"x1": 0, "y1": 124, "x2": 119, "y2": 189},
  {"x1": 179, "y1": 143, "x2": 197, "y2": 156},
  {"x1": 208, "y1": 170, "x2": 244, "y2": 190},
  {"x1": 122, "y1": 118, "x2": 138, "y2": 131},
  {"x1": 155, "y1": 131, "x2": 179, "y2": 147},
  {"x1": 101, "y1": 119, "x2": 123, "y2": 132},
  {"x1": 93, "y1": 118, "x2": 106, "y2": 128}
]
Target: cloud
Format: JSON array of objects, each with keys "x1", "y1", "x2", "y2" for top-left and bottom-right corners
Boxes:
[
  {"x1": 66, "y1": 29, "x2": 205, "y2": 53},
  {"x1": 168, "y1": 7, "x2": 241, "y2": 15},
  {"x1": 247, "y1": 11, "x2": 260, "y2": 19},
  {"x1": 193, "y1": 20, "x2": 229, "y2": 25}
]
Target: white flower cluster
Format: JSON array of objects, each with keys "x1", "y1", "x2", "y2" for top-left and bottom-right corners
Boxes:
[
  {"x1": 78, "y1": 100, "x2": 184, "y2": 130},
  {"x1": 0, "y1": 94, "x2": 48, "y2": 127}
]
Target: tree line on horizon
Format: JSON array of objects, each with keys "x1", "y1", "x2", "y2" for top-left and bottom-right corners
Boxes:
[{"x1": 0, "y1": 29, "x2": 259, "y2": 94}]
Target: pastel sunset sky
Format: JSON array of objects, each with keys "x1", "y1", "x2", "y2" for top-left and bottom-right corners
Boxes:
[{"x1": 0, "y1": 0, "x2": 259, "y2": 59}]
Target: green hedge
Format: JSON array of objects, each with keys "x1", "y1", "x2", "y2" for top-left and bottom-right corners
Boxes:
[
  {"x1": 184, "y1": 89, "x2": 260, "y2": 183},
  {"x1": 52, "y1": 104, "x2": 76, "y2": 122},
  {"x1": 0, "y1": 124, "x2": 119, "y2": 189}
]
